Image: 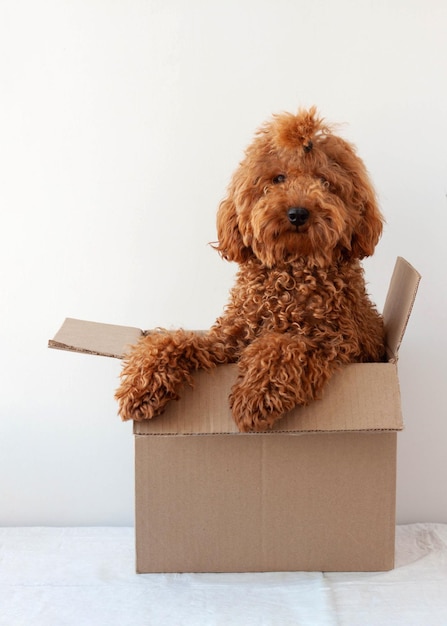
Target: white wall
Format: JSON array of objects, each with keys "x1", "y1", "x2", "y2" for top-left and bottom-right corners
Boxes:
[{"x1": 1, "y1": 0, "x2": 446, "y2": 526}]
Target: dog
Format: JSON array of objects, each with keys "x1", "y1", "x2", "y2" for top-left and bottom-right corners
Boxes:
[{"x1": 116, "y1": 107, "x2": 385, "y2": 432}]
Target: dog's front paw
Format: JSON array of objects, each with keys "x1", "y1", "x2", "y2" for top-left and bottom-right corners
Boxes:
[
  {"x1": 229, "y1": 383, "x2": 287, "y2": 432},
  {"x1": 115, "y1": 366, "x2": 179, "y2": 421},
  {"x1": 115, "y1": 331, "x2": 195, "y2": 421}
]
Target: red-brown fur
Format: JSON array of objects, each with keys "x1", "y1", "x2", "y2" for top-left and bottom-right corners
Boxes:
[{"x1": 116, "y1": 108, "x2": 385, "y2": 431}]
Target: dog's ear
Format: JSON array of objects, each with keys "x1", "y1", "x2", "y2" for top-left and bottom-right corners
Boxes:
[
  {"x1": 215, "y1": 197, "x2": 252, "y2": 263},
  {"x1": 328, "y1": 136, "x2": 384, "y2": 259},
  {"x1": 350, "y1": 191, "x2": 384, "y2": 259}
]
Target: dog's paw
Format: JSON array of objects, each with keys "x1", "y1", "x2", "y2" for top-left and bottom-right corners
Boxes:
[
  {"x1": 116, "y1": 379, "x2": 177, "y2": 422},
  {"x1": 229, "y1": 383, "x2": 290, "y2": 432},
  {"x1": 115, "y1": 331, "x2": 196, "y2": 421}
]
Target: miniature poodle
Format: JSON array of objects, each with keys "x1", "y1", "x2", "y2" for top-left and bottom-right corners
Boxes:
[{"x1": 116, "y1": 107, "x2": 385, "y2": 432}]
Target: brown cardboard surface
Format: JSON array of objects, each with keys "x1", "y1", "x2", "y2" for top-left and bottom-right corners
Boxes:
[
  {"x1": 48, "y1": 318, "x2": 143, "y2": 358},
  {"x1": 133, "y1": 362, "x2": 402, "y2": 435},
  {"x1": 135, "y1": 431, "x2": 397, "y2": 573},
  {"x1": 383, "y1": 257, "x2": 421, "y2": 361}
]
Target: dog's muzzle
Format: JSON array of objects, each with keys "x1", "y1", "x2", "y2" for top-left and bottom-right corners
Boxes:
[{"x1": 287, "y1": 207, "x2": 310, "y2": 227}]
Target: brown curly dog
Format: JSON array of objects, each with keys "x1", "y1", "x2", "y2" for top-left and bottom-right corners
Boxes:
[{"x1": 116, "y1": 107, "x2": 385, "y2": 432}]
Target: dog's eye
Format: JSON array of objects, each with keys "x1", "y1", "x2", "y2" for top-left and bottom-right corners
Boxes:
[{"x1": 272, "y1": 174, "x2": 286, "y2": 184}]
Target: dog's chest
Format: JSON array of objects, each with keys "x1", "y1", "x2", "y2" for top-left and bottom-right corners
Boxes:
[{"x1": 237, "y1": 265, "x2": 351, "y2": 330}]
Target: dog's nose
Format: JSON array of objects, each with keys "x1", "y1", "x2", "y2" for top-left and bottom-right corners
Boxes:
[{"x1": 287, "y1": 207, "x2": 309, "y2": 227}]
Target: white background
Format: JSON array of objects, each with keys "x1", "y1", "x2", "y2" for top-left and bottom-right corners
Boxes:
[{"x1": 0, "y1": 0, "x2": 446, "y2": 526}]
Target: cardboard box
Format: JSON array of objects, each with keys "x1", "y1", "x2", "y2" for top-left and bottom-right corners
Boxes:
[{"x1": 49, "y1": 256, "x2": 420, "y2": 573}]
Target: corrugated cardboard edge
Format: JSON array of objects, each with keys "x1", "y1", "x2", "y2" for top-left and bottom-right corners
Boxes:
[
  {"x1": 48, "y1": 317, "x2": 143, "y2": 359},
  {"x1": 383, "y1": 257, "x2": 421, "y2": 362}
]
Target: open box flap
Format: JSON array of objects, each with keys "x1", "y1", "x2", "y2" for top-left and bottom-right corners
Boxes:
[
  {"x1": 48, "y1": 318, "x2": 143, "y2": 359},
  {"x1": 383, "y1": 257, "x2": 421, "y2": 362}
]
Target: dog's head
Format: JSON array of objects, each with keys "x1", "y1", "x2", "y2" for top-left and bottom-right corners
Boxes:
[{"x1": 216, "y1": 107, "x2": 383, "y2": 267}]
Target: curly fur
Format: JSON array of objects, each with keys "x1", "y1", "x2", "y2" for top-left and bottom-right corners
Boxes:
[{"x1": 116, "y1": 107, "x2": 385, "y2": 432}]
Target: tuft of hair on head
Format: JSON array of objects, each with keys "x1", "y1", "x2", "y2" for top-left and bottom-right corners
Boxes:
[{"x1": 270, "y1": 106, "x2": 330, "y2": 154}]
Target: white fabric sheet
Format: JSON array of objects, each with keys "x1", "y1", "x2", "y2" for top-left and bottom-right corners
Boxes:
[{"x1": 1, "y1": 524, "x2": 446, "y2": 626}]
